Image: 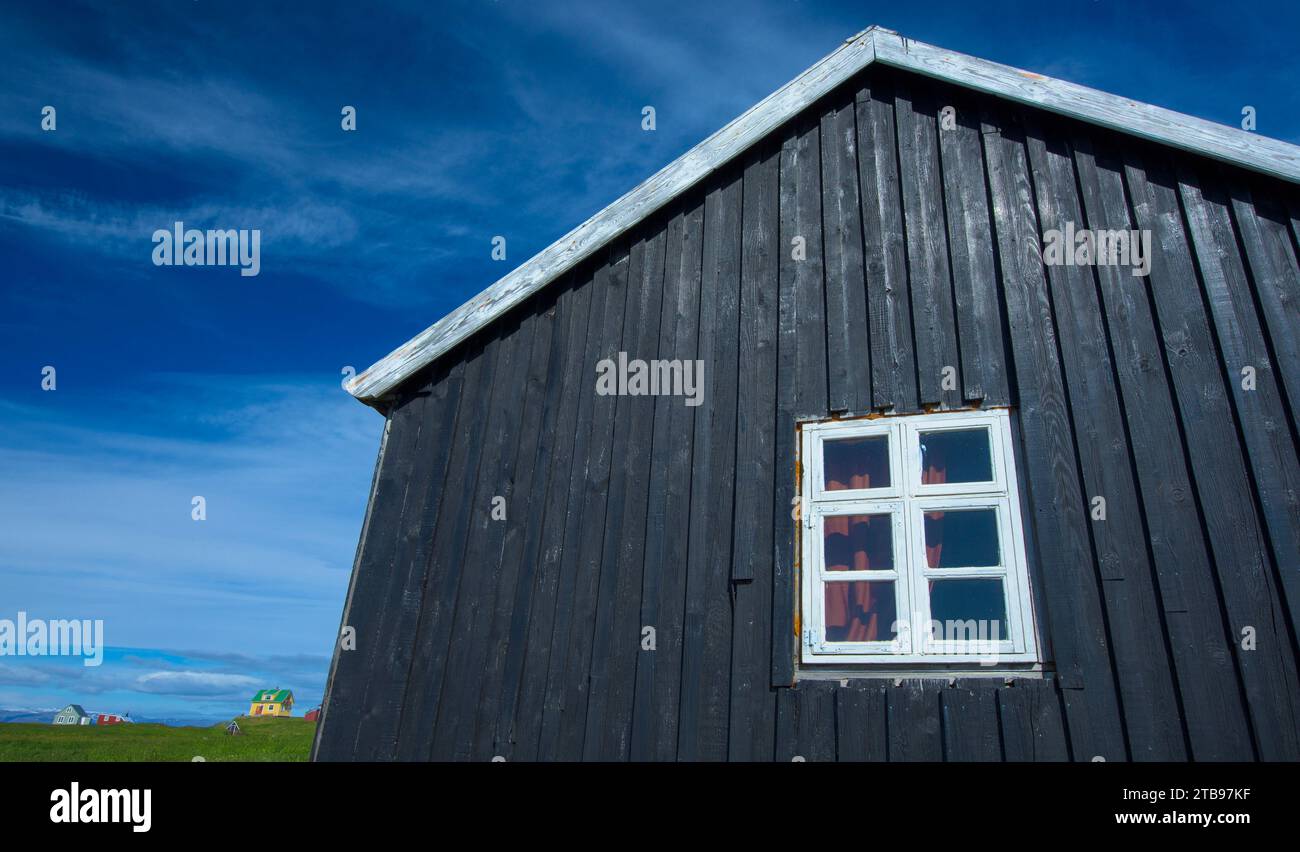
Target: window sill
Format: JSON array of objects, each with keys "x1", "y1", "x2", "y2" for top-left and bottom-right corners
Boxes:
[{"x1": 793, "y1": 662, "x2": 1050, "y2": 683}]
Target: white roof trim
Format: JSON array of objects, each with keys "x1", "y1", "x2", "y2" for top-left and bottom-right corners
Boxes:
[
  {"x1": 348, "y1": 26, "x2": 1300, "y2": 404},
  {"x1": 870, "y1": 30, "x2": 1300, "y2": 183}
]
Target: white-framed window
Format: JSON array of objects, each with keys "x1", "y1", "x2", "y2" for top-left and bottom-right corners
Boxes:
[{"x1": 799, "y1": 409, "x2": 1040, "y2": 666}]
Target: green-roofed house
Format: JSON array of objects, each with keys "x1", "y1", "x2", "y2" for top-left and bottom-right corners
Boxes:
[
  {"x1": 248, "y1": 689, "x2": 294, "y2": 717},
  {"x1": 52, "y1": 704, "x2": 91, "y2": 725}
]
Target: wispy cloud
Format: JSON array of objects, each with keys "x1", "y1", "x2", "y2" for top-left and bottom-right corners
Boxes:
[
  {"x1": 134, "y1": 671, "x2": 262, "y2": 697},
  {"x1": 0, "y1": 374, "x2": 379, "y2": 659},
  {"x1": 0, "y1": 190, "x2": 360, "y2": 256}
]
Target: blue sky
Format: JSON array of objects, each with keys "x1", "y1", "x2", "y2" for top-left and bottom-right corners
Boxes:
[{"x1": 1, "y1": 0, "x2": 1296, "y2": 723}]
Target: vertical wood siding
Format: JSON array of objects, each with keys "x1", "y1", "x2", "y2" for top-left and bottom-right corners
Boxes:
[{"x1": 315, "y1": 66, "x2": 1300, "y2": 761}]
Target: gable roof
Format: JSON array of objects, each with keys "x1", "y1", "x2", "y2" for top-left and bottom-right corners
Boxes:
[
  {"x1": 346, "y1": 26, "x2": 1300, "y2": 406},
  {"x1": 59, "y1": 704, "x2": 88, "y2": 716},
  {"x1": 251, "y1": 689, "x2": 292, "y2": 703}
]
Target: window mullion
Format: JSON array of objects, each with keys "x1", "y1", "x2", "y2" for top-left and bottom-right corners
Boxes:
[
  {"x1": 913, "y1": 419, "x2": 931, "y2": 657},
  {"x1": 909, "y1": 496, "x2": 930, "y2": 657}
]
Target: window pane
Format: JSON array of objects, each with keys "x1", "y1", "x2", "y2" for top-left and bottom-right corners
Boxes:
[
  {"x1": 923, "y1": 508, "x2": 1000, "y2": 568},
  {"x1": 824, "y1": 513, "x2": 893, "y2": 571},
  {"x1": 928, "y1": 578, "x2": 1008, "y2": 644},
  {"x1": 824, "y1": 581, "x2": 897, "y2": 642},
  {"x1": 919, "y1": 427, "x2": 993, "y2": 485},
  {"x1": 824, "y1": 435, "x2": 890, "y2": 490}
]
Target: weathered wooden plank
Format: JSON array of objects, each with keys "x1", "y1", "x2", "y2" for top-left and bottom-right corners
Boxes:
[
  {"x1": 598, "y1": 229, "x2": 670, "y2": 760},
  {"x1": 353, "y1": 361, "x2": 466, "y2": 760},
  {"x1": 507, "y1": 278, "x2": 595, "y2": 760},
  {"x1": 1127, "y1": 152, "x2": 1300, "y2": 760},
  {"x1": 469, "y1": 297, "x2": 561, "y2": 760},
  {"x1": 856, "y1": 77, "x2": 917, "y2": 412},
  {"x1": 544, "y1": 253, "x2": 630, "y2": 760},
  {"x1": 1175, "y1": 166, "x2": 1300, "y2": 758},
  {"x1": 790, "y1": 122, "x2": 829, "y2": 419},
  {"x1": 530, "y1": 265, "x2": 613, "y2": 761},
  {"x1": 392, "y1": 336, "x2": 499, "y2": 759},
  {"x1": 484, "y1": 286, "x2": 576, "y2": 760},
  {"x1": 1232, "y1": 186, "x2": 1300, "y2": 431},
  {"x1": 805, "y1": 682, "x2": 839, "y2": 762},
  {"x1": 733, "y1": 150, "x2": 780, "y2": 586},
  {"x1": 701, "y1": 172, "x2": 744, "y2": 730},
  {"x1": 578, "y1": 239, "x2": 649, "y2": 760},
  {"x1": 680, "y1": 174, "x2": 743, "y2": 761},
  {"x1": 980, "y1": 104, "x2": 1126, "y2": 760},
  {"x1": 429, "y1": 312, "x2": 536, "y2": 760},
  {"x1": 770, "y1": 129, "x2": 800, "y2": 688},
  {"x1": 629, "y1": 202, "x2": 704, "y2": 760},
  {"x1": 819, "y1": 97, "x2": 871, "y2": 414},
  {"x1": 834, "y1": 681, "x2": 887, "y2": 762},
  {"x1": 438, "y1": 310, "x2": 546, "y2": 762},
  {"x1": 1072, "y1": 133, "x2": 1254, "y2": 761},
  {"x1": 998, "y1": 680, "x2": 1069, "y2": 761},
  {"x1": 770, "y1": 119, "x2": 829, "y2": 687},
  {"x1": 729, "y1": 148, "x2": 780, "y2": 761},
  {"x1": 1182, "y1": 168, "x2": 1300, "y2": 649},
  {"x1": 774, "y1": 687, "x2": 799, "y2": 761},
  {"x1": 887, "y1": 680, "x2": 943, "y2": 761},
  {"x1": 768, "y1": 420, "x2": 797, "y2": 687},
  {"x1": 775, "y1": 683, "x2": 837, "y2": 762},
  {"x1": 935, "y1": 87, "x2": 1009, "y2": 405},
  {"x1": 941, "y1": 682, "x2": 1002, "y2": 761},
  {"x1": 896, "y1": 77, "x2": 962, "y2": 408},
  {"x1": 1023, "y1": 116, "x2": 1185, "y2": 760},
  {"x1": 586, "y1": 229, "x2": 668, "y2": 761}
]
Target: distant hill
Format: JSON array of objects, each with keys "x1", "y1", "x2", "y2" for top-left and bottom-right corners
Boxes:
[
  {"x1": 0, "y1": 708, "x2": 230, "y2": 727},
  {"x1": 0, "y1": 709, "x2": 56, "y2": 724}
]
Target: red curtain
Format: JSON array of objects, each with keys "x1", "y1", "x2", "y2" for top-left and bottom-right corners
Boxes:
[
  {"x1": 824, "y1": 515, "x2": 893, "y2": 640},
  {"x1": 825, "y1": 581, "x2": 883, "y2": 641},
  {"x1": 823, "y1": 514, "x2": 892, "y2": 571},
  {"x1": 825, "y1": 470, "x2": 875, "y2": 491}
]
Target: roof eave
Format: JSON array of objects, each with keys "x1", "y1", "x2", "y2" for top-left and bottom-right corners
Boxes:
[{"x1": 869, "y1": 29, "x2": 1300, "y2": 183}]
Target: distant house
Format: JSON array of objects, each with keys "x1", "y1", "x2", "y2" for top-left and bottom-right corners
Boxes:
[
  {"x1": 249, "y1": 688, "x2": 294, "y2": 717},
  {"x1": 304, "y1": 706, "x2": 321, "y2": 722},
  {"x1": 95, "y1": 713, "x2": 130, "y2": 725},
  {"x1": 52, "y1": 704, "x2": 90, "y2": 726}
]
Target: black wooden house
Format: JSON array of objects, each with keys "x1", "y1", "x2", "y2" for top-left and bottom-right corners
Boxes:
[{"x1": 314, "y1": 27, "x2": 1300, "y2": 761}]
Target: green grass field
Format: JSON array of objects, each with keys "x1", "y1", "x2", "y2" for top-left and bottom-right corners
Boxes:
[{"x1": 0, "y1": 715, "x2": 316, "y2": 762}]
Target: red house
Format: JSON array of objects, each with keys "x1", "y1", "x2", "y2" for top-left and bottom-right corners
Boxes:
[
  {"x1": 95, "y1": 713, "x2": 130, "y2": 725},
  {"x1": 304, "y1": 707, "x2": 321, "y2": 722}
]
